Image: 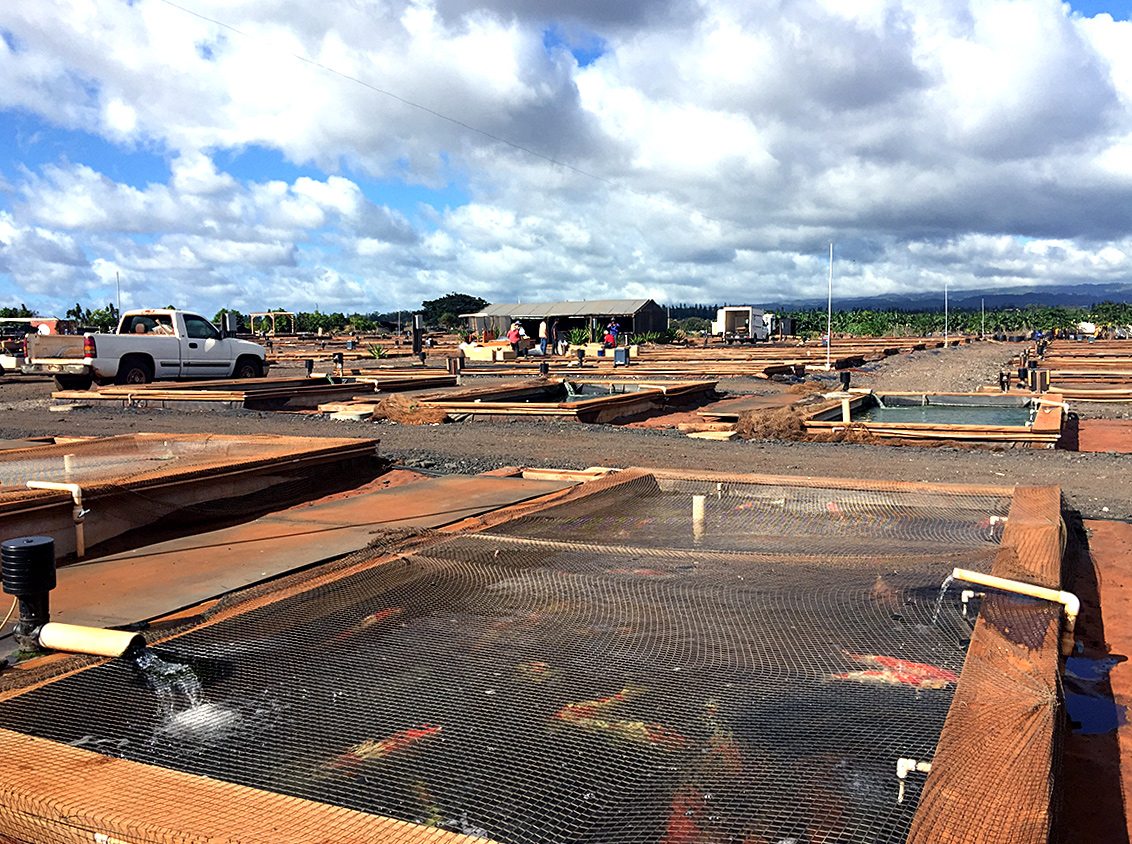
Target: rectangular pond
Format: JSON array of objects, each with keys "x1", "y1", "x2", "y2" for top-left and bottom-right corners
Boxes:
[
  {"x1": 0, "y1": 470, "x2": 1066, "y2": 844},
  {"x1": 421, "y1": 378, "x2": 717, "y2": 423},
  {"x1": 807, "y1": 392, "x2": 1065, "y2": 446}
]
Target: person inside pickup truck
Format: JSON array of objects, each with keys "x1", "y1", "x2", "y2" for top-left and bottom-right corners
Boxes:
[{"x1": 134, "y1": 323, "x2": 148, "y2": 334}]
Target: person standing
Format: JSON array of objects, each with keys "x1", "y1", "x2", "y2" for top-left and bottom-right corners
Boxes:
[
  {"x1": 507, "y1": 322, "x2": 521, "y2": 357},
  {"x1": 550, "y1": 319, "x2": 560, "y2": 355},
  {"x1": 538, "y1": 319, "x2": 548, "y2": 356}
]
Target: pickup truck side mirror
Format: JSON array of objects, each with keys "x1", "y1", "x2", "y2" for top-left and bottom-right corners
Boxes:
[{"x1": 219, "y1": 313, "x2": 239, "y2": 339}]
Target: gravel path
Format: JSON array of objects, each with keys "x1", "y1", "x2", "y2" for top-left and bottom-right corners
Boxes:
[{"x1": 0, "y1": 341, "x2": 1129, "y2": 521}]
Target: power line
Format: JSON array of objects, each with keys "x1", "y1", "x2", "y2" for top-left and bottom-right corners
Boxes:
[{"x1": 153, "y1": 0, "x2": 731, "y2": 227}]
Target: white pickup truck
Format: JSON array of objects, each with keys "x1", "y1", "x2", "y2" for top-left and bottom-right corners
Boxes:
[{"x1": 22, "y1": 309, "x2": 269, "y2": 390}]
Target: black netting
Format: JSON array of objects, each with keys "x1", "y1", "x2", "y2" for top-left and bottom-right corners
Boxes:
[{"x1": 0, "y1": 477, "x2": 1015, "y2": 844}]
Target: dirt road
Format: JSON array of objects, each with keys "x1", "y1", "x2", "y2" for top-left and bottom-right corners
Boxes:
[{"x1": 1, "y1": 341, "x2": 1128, "y2": 521}]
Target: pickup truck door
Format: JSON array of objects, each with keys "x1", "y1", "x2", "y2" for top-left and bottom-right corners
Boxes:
[{"x1": 180, "y1": 314, "x2": 233, "y2": 378}]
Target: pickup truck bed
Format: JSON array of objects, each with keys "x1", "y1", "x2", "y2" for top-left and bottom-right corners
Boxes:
[{"x1": 23, "y1": 309, "x2": 268, "y2": 389}]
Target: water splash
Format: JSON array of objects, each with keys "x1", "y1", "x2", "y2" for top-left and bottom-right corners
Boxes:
[
  {"x1": 930, "y1": 574, "x2": 955, "y2": 625},
  {"x1": 132, "y1": 648, "x2": 240, "y2": 740},
  {"x1": 135, "y1": 649, "x2": 202, "y2": 714}
]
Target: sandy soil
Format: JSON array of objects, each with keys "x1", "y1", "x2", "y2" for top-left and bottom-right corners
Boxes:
[{"x1": 0, "y1": 340, "x2": 1129, "y2": 521}]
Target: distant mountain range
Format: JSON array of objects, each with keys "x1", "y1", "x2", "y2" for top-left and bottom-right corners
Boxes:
[{"x1": 774, "y1": 282, "x2": 1132, "y2": 312}]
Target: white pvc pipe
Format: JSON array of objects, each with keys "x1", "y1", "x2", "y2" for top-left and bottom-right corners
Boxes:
[
  {"x1": 37, "y1": 622, "x2": 145, "y2": 658},
  {"x1": 896, "y1": 757, "x2": 932, "y2": 804},
  {"x1": 692, "y1": 495, "x2": 706, "y2": 540},
  {"x1": 952, "y1": 567, "x2": 1079, "y2": 655},
  {"x1": 26, "y1": 481, "x2": 87, "y2": 557}
]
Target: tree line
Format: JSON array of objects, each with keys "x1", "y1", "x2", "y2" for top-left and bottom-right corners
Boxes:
[{"x1": 29, "y1": 295, "x2": 1132, "y2": 336}]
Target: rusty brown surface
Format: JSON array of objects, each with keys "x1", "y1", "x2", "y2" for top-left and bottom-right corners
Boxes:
[
  {"x1": 1058, "y1": 518, "x2": 1132, "y2": 844},
  {"x1": 0, "y1": 728, "x2": 500, "y2": 844},
  {"x1": 909, "y1": 486, "x2": 1064, "y2": 844},
  {"x1": 5, "y1": 473, "x2": 574, "y2": 630},
  {"x1": 694, "y1": 392, "x2": 800, "y2": 420},
  {"x1": 1075, "y1": 419, "x2": 1132, "y2": 453}
]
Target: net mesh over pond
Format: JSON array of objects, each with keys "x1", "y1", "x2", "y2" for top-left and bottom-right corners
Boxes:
[{"x1": 0, "y1": 473, "x2": 1021, "y2": 844}]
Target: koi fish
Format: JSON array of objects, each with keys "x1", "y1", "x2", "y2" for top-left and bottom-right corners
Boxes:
[
  {"x1": 327, "y1": 724, "x2": 442, "y2": 775},
  {"x1": 869, "y1": 575, "x2": 902, "y2": 607},
  {"x1": 517, "y1": 660, "x2": 557, "y2": 682},
  {"x1": 411, "y1": 779, "x2": 444, "y2": 828},
  {"x1": 334, "y1": 607, "x2": 403, "y2": 642},
  {"x1": 701, "y1": 699, "x2": 743, "y2": 774},
  {"x1": 558, "y1": 715, "x2": 687, "y2": 749},
  {"x1": 662, "y1": 788, "x2": 707, "y2": 844},
  {"x1": 831, "y1": 653, "x2": 958, "y2": 689},
  {"x1": 555, "y1": 688, "x2": 636, "y2": 721},
  {"x1": 555, "y1": 687, "x2": 684, "y2": 749}
]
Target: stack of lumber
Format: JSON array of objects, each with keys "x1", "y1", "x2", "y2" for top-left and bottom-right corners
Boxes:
[{"x1": 1028, "y1": 339, "x2": 1132, "y2": 401}]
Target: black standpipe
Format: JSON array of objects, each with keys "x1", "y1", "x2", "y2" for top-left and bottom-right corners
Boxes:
[{"x1": 1, "y1": 536, "x2": 56, "y2": 651}]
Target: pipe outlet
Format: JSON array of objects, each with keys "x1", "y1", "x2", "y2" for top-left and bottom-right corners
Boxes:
[
  {"x1": 36, "y1": 622, "x2": 145, "y2": 658},
  {"x1": 951, "y1": 567, "x2": 1079, "y2": 656}
]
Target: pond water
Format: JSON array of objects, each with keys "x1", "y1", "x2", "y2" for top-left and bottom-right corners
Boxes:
[{"x1": 852, "y1": 402, "x2": 1034, "y2": 427}]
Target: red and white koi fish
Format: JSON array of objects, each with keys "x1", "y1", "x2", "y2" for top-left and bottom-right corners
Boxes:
[
  {"x1": 327, "y1": 724, "x2": 442, "y2": 775},
  {"x1": 831, "y1": 653, "x2": 958, "y2": 689}
]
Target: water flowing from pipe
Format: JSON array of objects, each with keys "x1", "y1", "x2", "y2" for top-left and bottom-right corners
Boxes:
[{"x1": 931, "y1": 574, "x2": 955, "y2": 625}]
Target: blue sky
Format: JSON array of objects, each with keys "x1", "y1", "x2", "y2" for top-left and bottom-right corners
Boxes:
[{"x1": 2, "y1": 0, "x2": 1132, "y2": 318}]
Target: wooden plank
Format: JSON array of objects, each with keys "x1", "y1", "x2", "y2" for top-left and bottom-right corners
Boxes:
[
  {"x1": 0, "y1": 729, "x2": 499, "y2": 844},
  {"x1": 646, "y1": 467, "x2": 1017, "y2": 497},
  {"x1": 908, "y1": 486, "x2": 1063, "y2": 844}
]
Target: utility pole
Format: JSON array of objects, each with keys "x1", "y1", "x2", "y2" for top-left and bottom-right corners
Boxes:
[
  {"x1": 116, "y1": 271, "x2": 121, "y2": 315},
  {"x1": 944, "y1": 281, "x2": 949, "y2": 348},
  {"x1": 825, "y1": 243, "x2": 833, "y2": 371}
]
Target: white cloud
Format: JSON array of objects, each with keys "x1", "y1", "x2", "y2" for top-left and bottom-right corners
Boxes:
[{"x1": 0, "y1": 0, "x2": 1130, "y2": 318}]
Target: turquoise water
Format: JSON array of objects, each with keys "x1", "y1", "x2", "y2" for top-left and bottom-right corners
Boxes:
[{"x1": 852, "y1": 404, "x2": 1033, "y2": 427}]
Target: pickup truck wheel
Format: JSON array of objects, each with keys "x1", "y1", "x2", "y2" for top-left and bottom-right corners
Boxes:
[
  {"x1": 115, "y1": 357, "x2": 154, "y2": 385},
  {"x1": 54, "y1": 375, "x2": 93, "y2": 391},
  {"x1": 235, "y1": 357, "x2": 264, "y2": 379}
]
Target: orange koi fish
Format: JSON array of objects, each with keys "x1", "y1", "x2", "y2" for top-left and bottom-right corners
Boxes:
[
  {"x1": 662, "y1": 789, "x2": 707, "y2": 844},
  {"x1": 831, "y1": 653, "x2": 957, "y2": 689},
  {"x1": 334, "y1": 607, "x2": 403, "y2": 642},
  {"x1": 327, "y1": 724, "x2": 442, "y2": 775},
  {"x1": 555, "y1": 688, "x2": 636, "y2": 721}
]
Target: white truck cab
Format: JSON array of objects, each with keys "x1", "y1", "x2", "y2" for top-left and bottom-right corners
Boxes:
[{"x1": 23, "y1": 309, "x2": 268, "y2": 390}]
